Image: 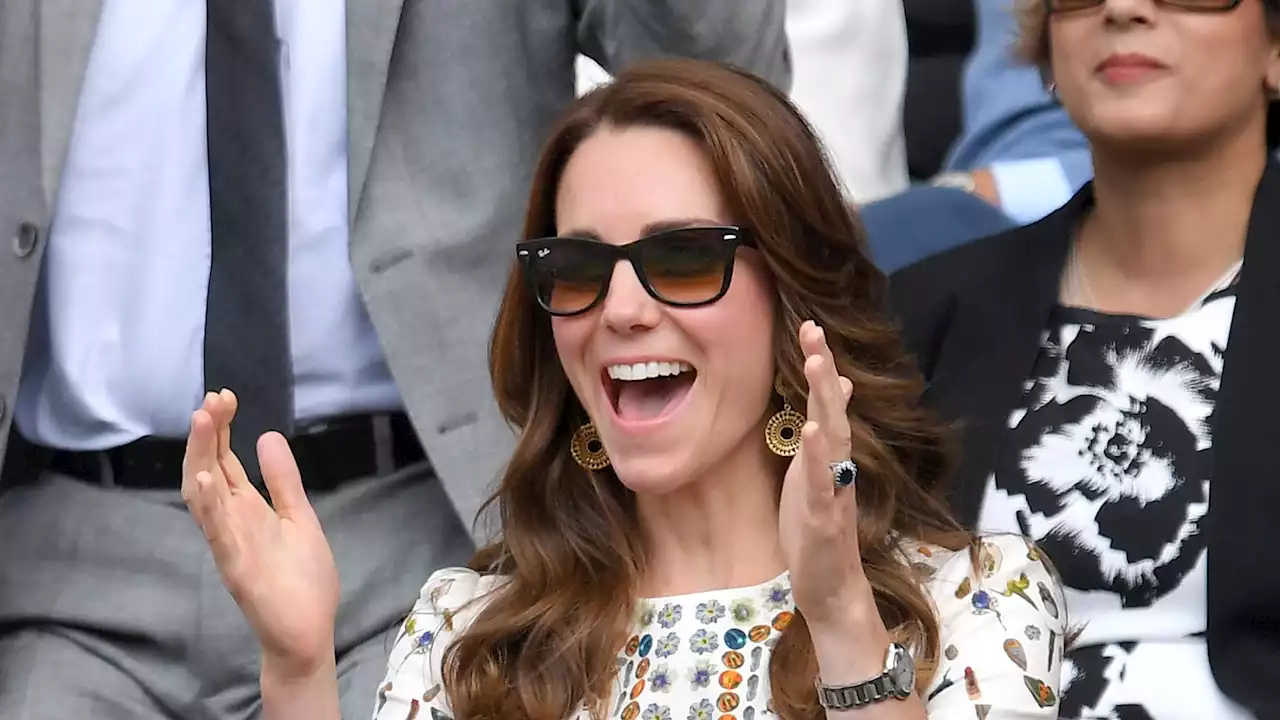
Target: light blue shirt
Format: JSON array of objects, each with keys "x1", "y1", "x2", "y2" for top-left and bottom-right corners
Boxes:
[
  {"x1": 16, "y1": 0, "x2": 400, "y2": 450},
  {"x1": 944, "y1": 0, "x2": 1094, "y2": 225}
]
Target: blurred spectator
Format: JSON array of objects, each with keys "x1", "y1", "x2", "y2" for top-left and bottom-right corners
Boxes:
[
  {"x1": 579, "y1": 0, "x2": 911, "y2": 203},
  {"x1": 786, "y1": 0, "x2": 910, "y2": 202},
  {"x1": 862, "y1": 0, "x2": 1092, "y2": 272},
  {"x1": 890, "y1": 0, "x2": 1280, "y2": 715},
  {"x1": 899, "y1": 0, "x2": 976, "y2": 182}
]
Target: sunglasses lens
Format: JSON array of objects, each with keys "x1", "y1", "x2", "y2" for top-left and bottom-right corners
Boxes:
[
  {"x1": 638, "y1": 227, "x2": 738, "y2": 306},
  {"x1": 519, "y1": 227, "x2": 743, "y2": 315},
  {"x1": 523, "y1": 239, "x2": 613, "y2": 315}
]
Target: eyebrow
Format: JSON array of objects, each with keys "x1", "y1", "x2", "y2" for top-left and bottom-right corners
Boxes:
[{"x1": 559, "y1": 217, "x2": 725, "y2": 241}]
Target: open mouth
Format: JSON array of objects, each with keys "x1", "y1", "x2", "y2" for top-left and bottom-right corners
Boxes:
[{"x1": 603, "y1": 360, "x2": 697, "y2": 424}]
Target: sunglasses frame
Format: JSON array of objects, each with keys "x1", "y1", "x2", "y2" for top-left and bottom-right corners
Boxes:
[
  {"x1": 1046, "y1": 0, "x2": 1244, "y2": 12},
  {"x1": 516, "y1": 225, "x2": 756, "y2": 317}
]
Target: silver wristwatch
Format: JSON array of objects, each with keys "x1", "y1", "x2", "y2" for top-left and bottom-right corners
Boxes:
[
  {"x1": 816, "y1": 642, "x2": 916, "y2": 711},
  {"x1": 929, "y1": 171, "x2": 977, "y2": 194}
]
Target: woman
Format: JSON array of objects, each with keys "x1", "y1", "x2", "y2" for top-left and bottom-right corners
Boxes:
[
  {"x1": 182, "y1": 60, "x2": 1064, "y2": 719},
  {"x1": 889, "y1": 0, "x2": 1280, "y2": 717}
]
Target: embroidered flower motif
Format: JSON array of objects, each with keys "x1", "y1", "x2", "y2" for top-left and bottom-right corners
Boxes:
[
  {"x1": 689, "y1": 659, "x2": 715, "y2": 689},
  {"x1": 687, "y1": 698, "x2": 715, "y2": 720},
  {"x1": 649, "y1": 664, "x2": 674, "y2": 693},
  {"x1": 690, "y1": 629, "x2": 719, "y2": 655},
  {"x1": 655, "y1": 633, "x2": 681, "y2": 659},
  {"x1": 763, "y1": 582, "x2": 792, "y2": 611},
  {"x1": 657, "y1": 603, "x2": 683, "y2": 629},
  {"x1": 695, "y1": 600, "x2": 725, "y2": 625},
  {"x1": 641, "y1": 704, "x2": 671, "y2": 720},
  {"x1": 730, "y1": 599, "x2": 757, "y2": 624}
]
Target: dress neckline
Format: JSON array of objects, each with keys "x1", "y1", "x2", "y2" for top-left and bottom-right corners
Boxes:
[{"x1": 639, "y1": 571, "x2": 790, "y2": 603}]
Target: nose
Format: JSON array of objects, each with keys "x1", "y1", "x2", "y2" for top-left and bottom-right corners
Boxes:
[
  {"x1": 599, "y1": 261, "x2": 663, "y2": 334},
  {"x1": 1101, "y1": 0, "x2": 1156, "y2": 26}
]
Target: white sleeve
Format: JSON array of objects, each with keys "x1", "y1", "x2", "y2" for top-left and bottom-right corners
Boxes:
[
  {"x1": 370, "y1": 567, "x2": 493, "y2": 720},
  {"x1": 921, "y1": 536, "x2": 1068, "y2": 719}
]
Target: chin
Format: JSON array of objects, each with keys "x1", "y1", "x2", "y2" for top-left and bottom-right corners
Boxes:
[
  {"x1": 610, "y1": 454, "x2": 698, "y2": 497},
  {"x1": 1081, "y1": 104, "x2": 1184, "y2": 147}
]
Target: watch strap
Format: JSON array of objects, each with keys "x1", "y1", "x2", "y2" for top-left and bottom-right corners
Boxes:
[
  {"x1": 929, "y1": 171, "x2": 978, "y2": 194},
  {"x1": 817, "y1": 673, "x2": 897, "y2": 710}
]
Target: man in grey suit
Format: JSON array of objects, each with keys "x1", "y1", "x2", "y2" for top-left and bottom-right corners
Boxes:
[{"x1": 0, "y1": 1, "x2": 788, "y2": 718}]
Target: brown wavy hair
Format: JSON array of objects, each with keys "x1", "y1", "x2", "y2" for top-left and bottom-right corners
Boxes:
[
  {"x1": 1014, "y1": 0, "x2": 1280, "y2": 150},
  {"x1": 443, "y1": 58, "x2": 972, "y2": 719}
]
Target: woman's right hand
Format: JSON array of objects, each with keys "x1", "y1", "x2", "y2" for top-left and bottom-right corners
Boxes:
[{"x1": 182, "y1": 389, "x2": 341, "y2": 678}]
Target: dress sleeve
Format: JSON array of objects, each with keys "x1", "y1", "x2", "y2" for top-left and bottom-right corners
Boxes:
[
  {"x1": 920, "y1": 535, "x2": 1067, "y2": 719},
  {"x1": 370, "y1": 567, "x2": 493, "y2": 720}
]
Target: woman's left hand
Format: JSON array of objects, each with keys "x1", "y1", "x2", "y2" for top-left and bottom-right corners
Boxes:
[{"x1": 778, "y1": 320, "x2": 872, "y2": 627}]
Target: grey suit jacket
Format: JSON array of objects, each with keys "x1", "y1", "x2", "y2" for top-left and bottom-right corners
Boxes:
[{"x1": 0, "y1": 0, "x2": 789, "y2": 539}]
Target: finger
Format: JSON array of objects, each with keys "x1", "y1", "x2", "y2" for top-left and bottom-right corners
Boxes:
[
  {"x1": 806, "y1": 323, "x2": 848, "y2": 441},
  {"x1": 212, "y1": 389, "x2": 252, "y2": 491},
  {"x1": 183, "y1": 407, "x2": 219, "y2": 507},
  {"x1": 798, "y1": 324, "x2": 833, "y2": 420},
  {"x1": 800, "y1": 332, "x2": 850, "y2": 462},
  {"x1": 193, "y1": 469, "x2": 240, "y2": 563},
  {"x1": 800, "y1": 420, "x2": 835, "y2": 506},
  {"x1": 207, "y1": 390, "x2": 233, "y2": 460},
  {"x1": 258, "y1": 432, "x2": 317, "y2": 524},
  {"x1": 816, "y1": 326, "x2": 853, "y2": 457}
]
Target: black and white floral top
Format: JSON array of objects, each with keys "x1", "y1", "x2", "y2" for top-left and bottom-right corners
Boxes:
[
  {"x1": 976, "y1": 281, "x2": 1252, "y2": 718},
  {"x1": 370, "y1": 535, "x2": 1065, "y2": 719}
]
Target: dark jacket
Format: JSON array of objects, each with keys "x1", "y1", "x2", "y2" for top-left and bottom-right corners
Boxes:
[{"x1": 888, "y1": 160, "x2": 1280, "y2": 716}]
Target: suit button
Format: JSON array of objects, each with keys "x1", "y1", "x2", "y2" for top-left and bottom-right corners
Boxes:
[{"x1": 13, "y1": 222, "x2": 39, "y2": 258}]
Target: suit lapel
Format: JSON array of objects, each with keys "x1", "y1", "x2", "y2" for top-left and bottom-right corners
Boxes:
[
  {"x1": 346, "y1": 0, "x2": 405, "y2": 223},
  {"x1": 925, "y1": 195, "x2": 1081, "y2": 526},
  {"x1": 38, "y1": 0, "x2": 103, "y2": 210},
  {"x1": 1204, "y1": 159, "x2": 1280, "y2": 712}
]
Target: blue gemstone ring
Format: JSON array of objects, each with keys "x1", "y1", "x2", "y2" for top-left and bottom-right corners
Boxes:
[{"x1": 830, "y1": 459, "x2": 858, "y2": 489}]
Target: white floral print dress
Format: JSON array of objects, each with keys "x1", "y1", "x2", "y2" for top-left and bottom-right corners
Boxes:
[{"x1": 371, "y1": 535, "x2": 1065, "y2": 719}]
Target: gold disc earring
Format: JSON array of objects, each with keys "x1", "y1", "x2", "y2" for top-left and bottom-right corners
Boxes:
[
  {"x1": 764, "y1": 377, "x2": 805, "y2": 457},
  {"x1": 571, "y1": 421, "x2": 611, "y2": 470}
]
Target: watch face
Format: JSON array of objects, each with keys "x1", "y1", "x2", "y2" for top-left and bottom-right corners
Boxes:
[{"x1": 887, "y1": 644, "x2": 917, "y2": 696}]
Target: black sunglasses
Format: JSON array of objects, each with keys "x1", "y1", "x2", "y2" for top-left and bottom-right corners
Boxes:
[
  {"x1": 515, "y1": 226, "x2": 755, "y2": 317},
  {"x1": 1047, "y1": 0, "x2": 1244, "y2": 11}
]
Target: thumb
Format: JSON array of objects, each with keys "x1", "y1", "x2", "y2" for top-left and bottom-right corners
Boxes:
[{"x1": 257, "y1": 432, "x2": 315, "y2": 522}]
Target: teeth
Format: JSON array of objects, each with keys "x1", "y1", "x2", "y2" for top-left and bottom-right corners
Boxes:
[{"x1": 607, "y1": 361, "x2": 693, "y2": 381}]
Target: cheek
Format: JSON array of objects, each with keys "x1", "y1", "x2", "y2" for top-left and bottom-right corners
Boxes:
[
  {"x1": 550, "y1": 318, "x2": 593, "y2": 399},
  {"x1": 698, "y1": 272, "x2": 777, "y2": 404}
]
